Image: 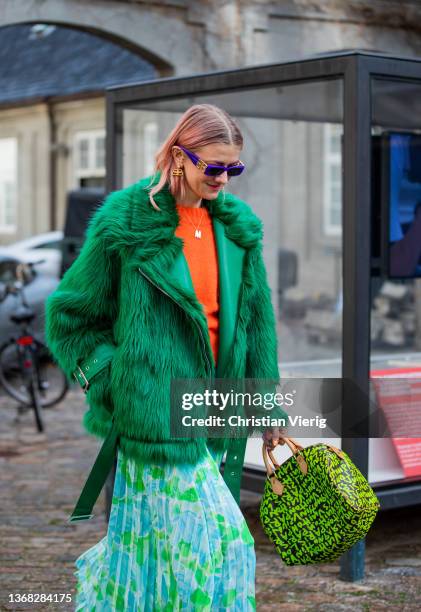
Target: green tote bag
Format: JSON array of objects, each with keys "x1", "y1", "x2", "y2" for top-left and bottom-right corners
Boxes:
[{"x1": 259, "y1": 437, "x2": 380, "y2": 565}]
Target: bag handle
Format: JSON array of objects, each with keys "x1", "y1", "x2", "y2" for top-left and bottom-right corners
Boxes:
[
  {"x1": 267, "y1": 437, "x2": 344, "y2": 468},
  {"x1": 262, "y1": 438, "x2": 346, "y2": 496},
  {"x1": 262, "y1": 441, "x2": 285, "y2": 495},
  {"x1": 267, "y1": 437, "x2": 304, "y2": 467},
  {"x1": 262, "y1": 436, "x2": 308, "y2": 496}
]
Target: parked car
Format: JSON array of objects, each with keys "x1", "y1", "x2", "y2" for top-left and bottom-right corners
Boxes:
[
  {"x1": 0, "y1": 189, "x2": 106, "y2": 347},
  {"x1": 0, "y1": 230, "x2": 63, "y2": 278},
  {"x1": 0, "y1": 253, "x2": 59, "y2": 345}
]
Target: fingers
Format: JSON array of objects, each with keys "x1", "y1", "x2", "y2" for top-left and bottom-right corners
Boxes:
[
  {"x1": 262, "y1": 428, "x2": 288, "y2": 449},
  {"x1": 263, "y1": 435, "x2": 279, "y2": 450}
]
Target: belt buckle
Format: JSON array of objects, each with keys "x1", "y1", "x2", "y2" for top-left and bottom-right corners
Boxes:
[
  {"x1": 68, "y1": 513, "x2": 95, "y2": 523},
  {"x1": 74, "y1": 366, "x2": 90, "y2": 394}
]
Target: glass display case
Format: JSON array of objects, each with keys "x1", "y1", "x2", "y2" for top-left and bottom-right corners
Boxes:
[{"x1": 106, "y1": 50, "x2": 421, "y2": 579}]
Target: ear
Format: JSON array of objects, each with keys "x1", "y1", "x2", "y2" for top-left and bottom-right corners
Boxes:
[{"x1": 171, "y1": 145, "x2": 184, "y2": 164}]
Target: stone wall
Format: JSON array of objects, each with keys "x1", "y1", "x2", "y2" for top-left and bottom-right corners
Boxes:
[{"x1": 2, "y1": 1, "x2": 421, "y2": 75}]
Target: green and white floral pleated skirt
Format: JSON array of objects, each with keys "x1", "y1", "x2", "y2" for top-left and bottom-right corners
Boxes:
[{"x1": 74, "y1": 444, "x2": 256, "y2": 611}]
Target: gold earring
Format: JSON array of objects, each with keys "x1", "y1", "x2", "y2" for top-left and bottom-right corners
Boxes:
[{"x1": 172, "y1": 167, "x2": 184, "y2": 177}]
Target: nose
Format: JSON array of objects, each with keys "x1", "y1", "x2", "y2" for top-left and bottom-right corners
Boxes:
[{"x1": 215, "y1": 171, "x2": 229, "y2": 184}]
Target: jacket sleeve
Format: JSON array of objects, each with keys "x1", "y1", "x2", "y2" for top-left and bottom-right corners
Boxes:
[
  {"x1": 44, "y1": 191, "x2": 121, "y2": 432},
  {"x1": 244, "y1": 242, "x2": 288, "y2": 432}
]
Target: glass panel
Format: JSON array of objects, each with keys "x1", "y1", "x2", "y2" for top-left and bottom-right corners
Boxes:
[
  {"x1": 370, "y1": 77, "x2": 421, "y2": 485},
  {"x1": 143, "y1": 122, "x2": 158, "y2": 176},
  {"x1": 120, "y1": 80, "x2": 344, "y2": 382},
  {"x1": 116, "y1": 80, "x2": 345, "y2": 470},
  {"x1": 120, "y1": 79, "x2": 342, "y2": 121}
]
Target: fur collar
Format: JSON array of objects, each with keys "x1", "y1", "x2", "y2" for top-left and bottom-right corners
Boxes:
[{"x1": 114, "y1": 172, "x2": 263, "y2": 262}]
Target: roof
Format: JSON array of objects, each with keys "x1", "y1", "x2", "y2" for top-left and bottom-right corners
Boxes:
[
  {"x1": 107, "y1": 47, "x2": 421, "y2": 97},
  {"x1": 304, "y1": 47, "x2": 421, "y2": 61},
  {"x1": 0, "y1": 24, "x2": 157, "y2": 106}
]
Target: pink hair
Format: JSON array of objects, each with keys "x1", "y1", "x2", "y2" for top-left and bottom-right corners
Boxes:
[{"x1": 147, "y1": 104, "x2": 243, "y2": 210}]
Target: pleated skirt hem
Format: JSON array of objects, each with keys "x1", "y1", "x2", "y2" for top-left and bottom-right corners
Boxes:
[{"x1": 74, "y1": 445, "x2": 256, "y2": 611}]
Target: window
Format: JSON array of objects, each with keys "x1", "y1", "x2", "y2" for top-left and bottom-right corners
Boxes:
[
  {"x1": 34, "y1": 240, "x2": 62, "y2": 250},
  {"x1": 323, "y1": 124, "x2": 343, "y2": 236},
  {"x1": 0, "y1": 138, "x2": 17, "y2": 233},
  {"x1": 74, "y1": 130, "x2": 105, "y2": 188}
]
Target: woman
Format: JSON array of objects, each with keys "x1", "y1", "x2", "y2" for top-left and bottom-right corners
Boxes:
[{"x1": 45, "y1": 103, "x2": 285, "y2": 610}]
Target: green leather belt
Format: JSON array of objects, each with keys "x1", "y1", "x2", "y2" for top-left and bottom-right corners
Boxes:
[
  {"x1": 73, "y1": 342, "x2": 116, "y2": 393},
  {"x1": 222, "y1": 437, "x2": 248, "y2": 504},
  {"x1": 69, "y1": 418, "x2": 119, "y2": 522}
]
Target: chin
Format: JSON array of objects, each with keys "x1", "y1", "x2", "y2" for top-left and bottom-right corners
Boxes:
[
  {"x1": 207, "y1": 191, "x2": 220, "y2": 199},
  {"x1": 203, "y1": 187, "x2": 221, "y2": 198}
]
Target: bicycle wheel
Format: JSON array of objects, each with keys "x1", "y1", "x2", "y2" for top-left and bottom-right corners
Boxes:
[{"x1": 0, "y1": 338, "x2": 68, "y2": 408}]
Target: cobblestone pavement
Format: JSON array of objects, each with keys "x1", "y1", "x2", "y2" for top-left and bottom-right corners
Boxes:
[{"x1": 0, "y1": 385, "x2": 420, "y2": 611}]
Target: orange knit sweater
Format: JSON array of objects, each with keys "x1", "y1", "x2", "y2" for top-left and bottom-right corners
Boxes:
[{"x1": 175, "y1": 204, "x2": 219, "y2": 366}]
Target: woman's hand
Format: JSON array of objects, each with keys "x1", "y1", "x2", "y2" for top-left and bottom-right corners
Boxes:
[{"x1": 262, "y1": 426, "x2": 287, "y2": 450}]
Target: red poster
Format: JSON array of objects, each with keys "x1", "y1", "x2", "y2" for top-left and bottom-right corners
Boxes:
[{"x1": 371, "y1": 367, "x2": 421, "y2": 478}]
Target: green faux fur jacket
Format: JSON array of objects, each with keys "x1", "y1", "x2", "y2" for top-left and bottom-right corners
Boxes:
[{"x1": 45, "y1": 173, "x2": 287, "y2": 466}]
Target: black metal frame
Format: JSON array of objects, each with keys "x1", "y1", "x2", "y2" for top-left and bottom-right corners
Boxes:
[{"x1": 105, "y1": 50, "x2": 421, "y2": 581}]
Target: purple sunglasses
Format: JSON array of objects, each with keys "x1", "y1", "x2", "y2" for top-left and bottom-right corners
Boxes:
[{"x1": 177, "y1": 145, "x2": 245, "y2": 177}]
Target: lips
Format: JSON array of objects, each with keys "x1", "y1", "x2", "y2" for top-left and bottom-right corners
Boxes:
[{"x1": 207, "y1": 183, "x2": 220, "y2": 189}]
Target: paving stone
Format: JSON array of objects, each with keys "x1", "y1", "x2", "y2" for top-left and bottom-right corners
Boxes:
[{"x1": 385, "y1": 557, "x2": 421, "y2": 567}]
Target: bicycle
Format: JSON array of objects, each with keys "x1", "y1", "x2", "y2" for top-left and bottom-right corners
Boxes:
[{"x1": 0, "y1": 260, "x2": 68, "y2": 432}]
